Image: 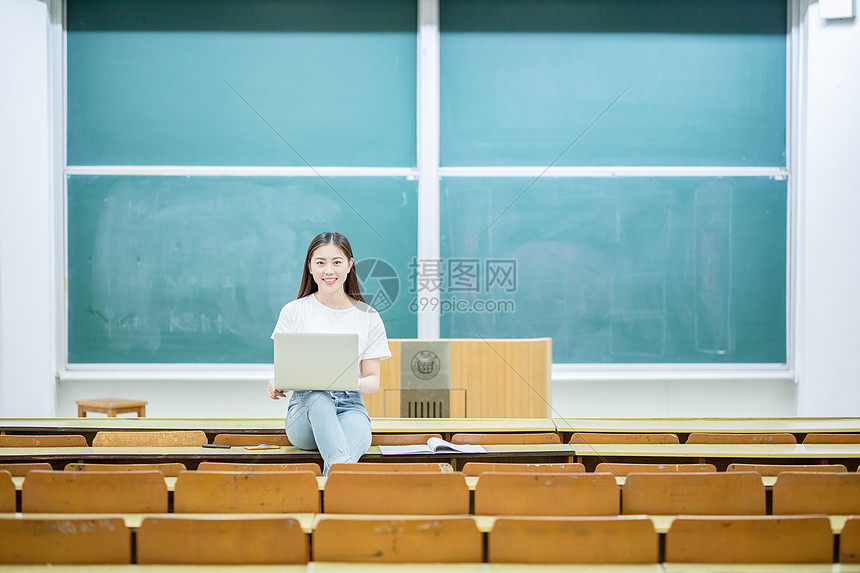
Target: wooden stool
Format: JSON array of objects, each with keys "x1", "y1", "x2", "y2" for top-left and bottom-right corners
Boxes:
[{"x1": 76, "y1": 398, "x2": 147, "y2": 417}]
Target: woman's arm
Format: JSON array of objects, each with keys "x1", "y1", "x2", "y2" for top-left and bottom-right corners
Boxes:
[{"x1": 358, "y1": 358, "x2": 381, "y2": 395}]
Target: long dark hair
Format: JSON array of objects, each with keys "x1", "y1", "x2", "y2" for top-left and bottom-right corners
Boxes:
[{"x1": 296, "y1": 232, "x2": 366, "y2": 303}]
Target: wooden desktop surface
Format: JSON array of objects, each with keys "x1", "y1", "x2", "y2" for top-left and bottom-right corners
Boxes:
[
  {"x1": 0, "y1": 512, "x2": 849, "y2": 536},
  {"x1": 4, "y1": 442, "x2": 860, "y2": 470},
  {"x1": 309, "y1": 513, "x2": 849, "y2": 535},
  {"x1": 12, "y1": 475, "x2": 327, "y2": 492},
  {"x1": 4, "y1": 416, "x2": 859, "y2": 436},
  {"x1": 10, "y1": 474, "x2": 780, "y2": 493},
  {"x1": 0, "y1": 565, "x2": 857, "y2": 573},
  {"x1": 663, "y1": 566, "x2": 860, "y2": 573},
  {"x1": 554, "y1": 417, "x2": 860, "y2": 434},
  {"x1": 0, "y1": 564, "x2": 669, "y2": 573},
  {"x1": 0, "y1": 443, "x2": 576, "y2": 467},
  {"x1": 0, "y1": 417, "x2": 556, "y2": 434},
  {"x1": 572, "y1": 443, "x2": 860, "y2": 471},
  {"x1": 572, "y1": 443, "x2": 860, "y2": 459},
  {"x1": 0, "y1": 417, "x2": 289, "y2": 432}
]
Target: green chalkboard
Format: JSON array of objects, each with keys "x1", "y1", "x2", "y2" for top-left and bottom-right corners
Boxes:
[
  {"x1": 440, "y1": 176, "x2": 787, "y2": 364},
  {"x1": 67, "y1": 0, "x2": 417, "y2": 167},
  {"x1": 68, "y1": 176, "x2": 418, "y2": 363},
  {"x1": 440, "y1": 0, "x2": 786, "y2": 166},
  {"x1": 65, "y1": 0, "x2": 789, "y2": 366}
]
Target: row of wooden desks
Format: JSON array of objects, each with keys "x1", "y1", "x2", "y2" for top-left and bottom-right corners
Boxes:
[
  {"x1": 0, "y1": 472, "x2": 823, "y2": 521},
  {"x1": 554, "y1": 417, "x2": 860, "y2": 435},
  {"x1": 0, "y1": 513, "x2": 856, "y2": 573},
  {"x1": 0, "y1": 444, "x2": 573, "y2": 470},
  {"x1": 4, "y1": 565, "x2": 858, "y2": 573},
  {"x1": 0, "y1": 472, "x2": 794, "y2": 518},
  {"x1": 8, "y1": 474, "x2": 785, "y2": 493},
  {"x1": 3, "y1": 443, "x2": 860, "y2": 471},
  {"x1": 3, "y1": 416, "x2": 860, "y2": 441},
  {"x1": 0, "y1": 565, "x2": 660, "y2": 573},
  {"x1": 0, "y1": 417, "x2": 559, "y2": 433},
  {"x1": 572, "y1": 443, "x2": 860, "y2": 471},
  {"x1": 0, "y1": 417, "x2": 558, "y2": 444},
  {"x1": 0, "y1": 512, "x2": 853, "y2": 536}
]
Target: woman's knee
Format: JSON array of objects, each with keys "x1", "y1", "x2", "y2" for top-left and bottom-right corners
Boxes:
[
  {"x1": 286, "y1": 423, "x2": 317, "y2": 450},
  {"x1": 285, "y1": 410, "x2": 317, "y2": 450},
  {"x1": 340, "y1": 411, "x2": 372, "y2": 455}
]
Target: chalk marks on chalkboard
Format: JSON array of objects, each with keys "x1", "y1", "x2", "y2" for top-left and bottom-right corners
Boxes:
[
  {"x1": 68, "y1": 175, "x2": 419, "y2": 362},
  {"x1": 168, "y1": 310, "x2": 230, "y2": 335},
  {"x1": 693, "y1": 182, "x2": 733, "y2": 355},
  {"x1": 441, "y1": 176, "x2": 786, "y2": 364},
  {"x1": 84, "y1": 179, "x2": 287, "y2": 358}
]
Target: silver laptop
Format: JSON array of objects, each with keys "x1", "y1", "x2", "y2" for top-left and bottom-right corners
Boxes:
[{"x1": 273, "y1": 333, "x2": 361, "y2": 392}]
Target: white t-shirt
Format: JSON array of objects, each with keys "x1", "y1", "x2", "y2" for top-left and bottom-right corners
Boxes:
[{"x1": 271, "y1": 294, "x2": 391, "y2": 362}]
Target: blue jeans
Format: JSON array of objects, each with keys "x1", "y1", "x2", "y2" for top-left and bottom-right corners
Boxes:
[{"x1": 285, "y1": 390, "x2": 371, "y2": 475}]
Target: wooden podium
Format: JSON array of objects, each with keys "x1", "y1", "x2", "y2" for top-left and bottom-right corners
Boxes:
[{"x1": 363, "y1": 338, "x2": 552, "y2": 419}]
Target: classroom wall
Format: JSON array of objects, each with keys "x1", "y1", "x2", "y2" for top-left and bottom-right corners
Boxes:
[
  {"x1": 796, "y1": 1, "x2": 860, "y2": 415},
  {"x1": 0, "y1": 0, "x2": 857, "y2": 418},
  {"x1": 0, "y1": 0, "x2": 56, "y2": 417}
]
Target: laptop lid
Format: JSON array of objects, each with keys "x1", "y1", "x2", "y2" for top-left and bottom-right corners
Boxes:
[{"x1": 273, "y1": 333, "x2": 361, "y2": 392}]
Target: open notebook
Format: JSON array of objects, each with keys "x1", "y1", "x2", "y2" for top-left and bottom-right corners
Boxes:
[{"x1": 378, "y1": 437, "x2": 486, "y2": 455}]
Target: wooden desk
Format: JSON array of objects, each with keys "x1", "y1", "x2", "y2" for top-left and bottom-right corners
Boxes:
[
  {"x1": 648, "y1": 514, "x2": 849, "y2": 535},
  {"x1": 14, "y1": 474, "x2": 781, "y2": 497},
  {"x1": 76, "y1": 398, "x2": 147, "y2": 418},
  {"x1": 0, "y1": 512, "x2": 851, "y2": 572},
  {"x1": 613, "y1": 475, "x2": 776, "y2": 487},
  {"x1": 5, "y1": 416, "x2": 859, "y2": 444},
  {"x1": 572, "y1": 444, "x2": 860, "y2": 471},
  {"x1": 1, "y1": 566, "x2": 857, "y2": 573},
  {"x1": 12, "y1": 475, "x2": 328, "y2": 492},
  {"x1": 0, "y1": 472, "x2": 813, "y2": 518},
  {"x1": 0, "y1": 565, "x2": 306, "y2": 573},
  {"x1": 0, "y1": 417, "x2": 287, "y2": 443},
  {"x1": 0, "y1": 512, "x2": 316, "y2": 533},
  {"x1": 663, "y1": 566, "x2": 860, "y2": 573},
  {"x1": 0, "y1": 564, "x2": 856, "y2": 573},
  {"x1": 318, "y1": 513, "x2": 838, "y2": 535},
  {"x1": 0, "y1": 444, "x2": 576, "y2": 471},
  {"x1": 307, "y1": 566, "x2": 665, "y2": 573},
  {"x1": 0, "y1": 445, "x2": 320, "y2": 468},
  {"x1": 0, "y1": 511, "x2": 848, "y2": 536},
  {"x1": 468, "y1": 514, "x2": 848, "y2": 535},
  {"x1": 555, "y1": 417, "x2": 860, "y2": 442},
  {"x1": 0, "y1": 564, "x2": 668, "y2": 573},
  {"x1": 468, "y1": 475, "x2": 777, "y2": 490},
  {"x1": 367, "y1": 444, "x2": 575, "y2": 470},
  {"x1": 0, "y1": 417, "x2": 558, "y2": 443}
]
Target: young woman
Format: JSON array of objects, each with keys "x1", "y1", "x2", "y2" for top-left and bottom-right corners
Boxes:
[{"x1": 267, "y1": 232, "x2": 390, "y2": 474}]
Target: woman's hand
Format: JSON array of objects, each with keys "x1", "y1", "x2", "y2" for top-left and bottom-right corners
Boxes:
[{"x1": 267, "y1": 378, "x2": 287, "y2": 400}]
